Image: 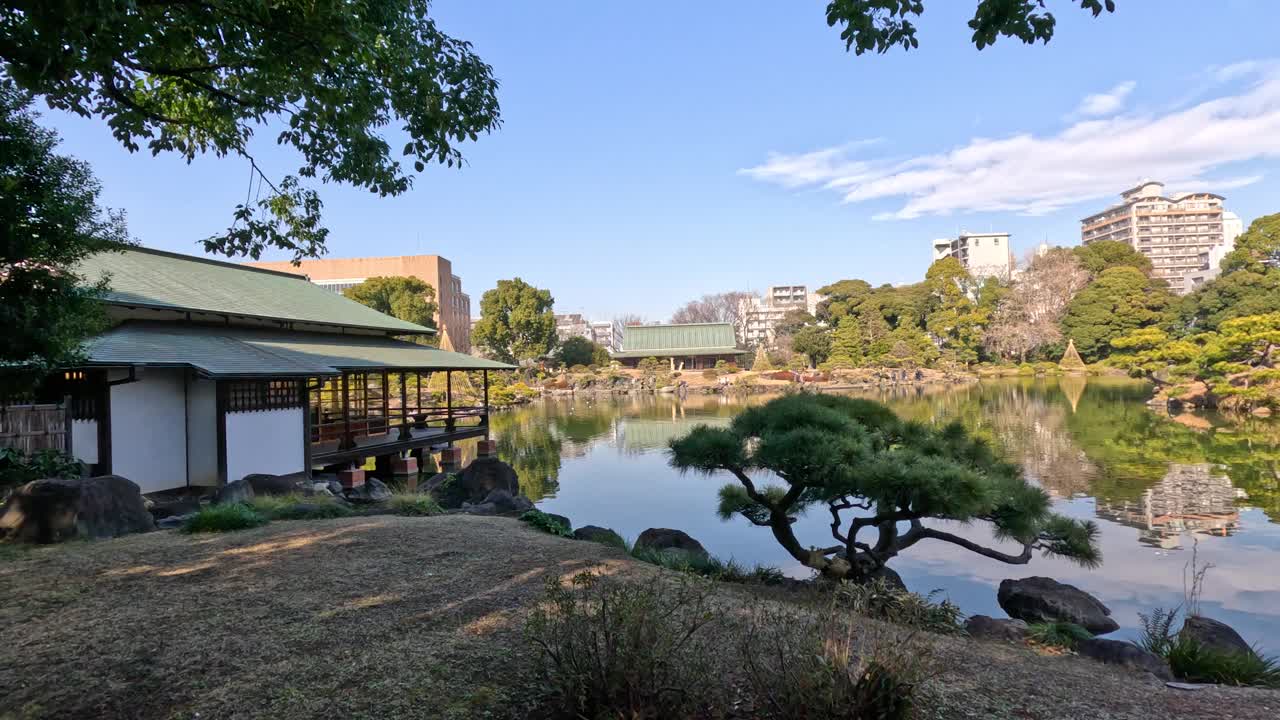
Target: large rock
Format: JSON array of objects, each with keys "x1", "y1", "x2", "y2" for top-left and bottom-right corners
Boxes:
[
  {"x1": 573, "y1": 525, "x2": 625, "y2": 547},
  {"x1": 997, "y1": 577, "x2": 1119, "y2": 634},
  {"x1": 1077, "y1": 638, "x2": 1173, "y2": 681},
  {"x1": 242, "y1": 473, "x2": 307, "y2": 497},
  {"x1": 0, "y1": 478, "x2": 82, "y2": 543},
  {"x1": 75, "y1": 475, "x2": 154, "y2": 539},
  {"x1": 461, "y1": 489, "x2": 534, "y2": 516},
  {"x1": 0, "y1": 475, "x2": 153, "y2": 543},
  {"x1": 424, "y1": 456, "x2": 520, "y2": 508},
  {"x1": 345, "y1": 478, "x2": 392, "y2": 504},
  {"x1": 635, "y1": 528, "x2": 708, "y2": 559},
  {"x1": 965, "y1": 615, "x2": 1030, "y2": 643},
  {"x1": 148, "y1": 497, "x2": 202, "y2": 521},
  {"x1": 214, "y1": 478, "x2": 255, "y2": 505},
  {"x1": 1178, "y1": 616, "x2": 1255, "y2": 657}
]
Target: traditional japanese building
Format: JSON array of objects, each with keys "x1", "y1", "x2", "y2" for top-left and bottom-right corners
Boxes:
[
  {"x1": 613, "y1": 323, "x2": 745, "y2": 370},
  {"x1": 54, "y1": 247, "x2": 511, "y2": 494}
]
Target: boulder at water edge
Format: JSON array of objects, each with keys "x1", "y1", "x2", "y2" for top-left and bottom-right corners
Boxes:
[
  {"x1": 964, "y1": 615, "x2": 1030, "y2": 643},
  {"x1": 997, "y1": 577, "x2": 1119, "y2": 634},
  {"x1": 635, "y1": 528, "x2": 709, "y2": 560},
  {"x1": 425, "y1": 456, "x2": 520, "y2": 508},
  {"x1": 573, "y1": 525, "x2": 625, "y2": 547},
  {"x1": 461, "y1": 489, "x2": 534, "y2": 516},
  {"x1": 1179, "y1": 616, "x2": 1255, "y2": 657},
  {"x1": 1076, "y1": 638, "x2": 1173, "y2": 681}
]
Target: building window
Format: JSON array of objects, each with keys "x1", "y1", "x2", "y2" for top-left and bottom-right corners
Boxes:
[{"x1": 226, "y1": 379, "x2": 304, "y2": 412}]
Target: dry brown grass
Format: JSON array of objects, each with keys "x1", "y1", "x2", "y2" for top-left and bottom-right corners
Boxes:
[{"x1": 1, "y1": 517, "x2": 1276, "y2": 720}]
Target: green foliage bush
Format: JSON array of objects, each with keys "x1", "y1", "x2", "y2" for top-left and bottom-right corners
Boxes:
[
  {"x1": 629, "y1": 546, "x2": 784, "y2": 585},
  {"x1": 701, "y1": 368, "x2": 719, "y2": 380},
  {"x1": 519, "y1": 509, "x2": 572, "y2": 537},
  {"x1": 834, "y1": 578, "x2": 965, "y2": 635},
  {"x1": 248, "y1": 494, "x2": 353, "y2": 521},
  {"x1": 388, "y1": 493, "x2": 442, "y2": 517},
  {"x1": 0, "y1": 448, "x2": 82, "y2": 491},
  {"x1": 1137, "y1": 608, "x2": 1280, "y2": 688},
  {"x1": 181, "y1": 504, "x2": 268, "y2": 533},
  {"x1": 1026, "y1": 622, "x2": 1093, "y2": 649}
]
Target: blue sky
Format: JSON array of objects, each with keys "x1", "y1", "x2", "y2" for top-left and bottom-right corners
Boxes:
[{"x1": 43, "y1": 1, "x2": 1280, "y2": 321}]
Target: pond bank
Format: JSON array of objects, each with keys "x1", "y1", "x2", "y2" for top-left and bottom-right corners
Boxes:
[{"x1": 1, "y1": 516, "x2": 1274, "y2": 719}]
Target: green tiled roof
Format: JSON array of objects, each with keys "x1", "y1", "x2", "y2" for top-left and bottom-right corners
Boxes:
[
  {"x1": 614, "y1": 323, "x2": 743, "y2": 358},
  {"x1": 77, "y1": 247, "x2": 431, "y2": 335},
  {"x1": 83, "y1": 322, "x2": 513, "y2": 377}
]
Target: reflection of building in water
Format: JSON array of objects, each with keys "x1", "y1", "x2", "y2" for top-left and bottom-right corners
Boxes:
[{"x1": 1095, "y1": 463, "x2": 1246, "y2": 549}]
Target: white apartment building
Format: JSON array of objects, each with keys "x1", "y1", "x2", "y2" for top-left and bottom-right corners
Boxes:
[
  {"x1": 1080, "y1": 181, "x2": 1243, "y2": 292},
  {"x1": 590, "y1": 321, "x2": 619, "y2": 353},
  {"x1": 741, "y1": 285, "x2": 821, "y2": 347},
  {"x1": 931, "y1": 232, "x2": 1014, "y2": 280},
  {"x1": 555, "y1": 314, "x2": 619, "y2": 353}
]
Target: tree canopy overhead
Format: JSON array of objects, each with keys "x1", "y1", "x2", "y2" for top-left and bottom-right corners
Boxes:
[
  {"x1": 670, "y1": 394, "x2": 1101, "y2": 582},
  {"x1": 0, "y1": 0, "x2": 501, "y2": 261},
  {"x1": 825, "y1": 0, "x2": 1116, "y2": 55},
  {"x1": 0, "y1": 82, "x2": 129, "y2": 396}
]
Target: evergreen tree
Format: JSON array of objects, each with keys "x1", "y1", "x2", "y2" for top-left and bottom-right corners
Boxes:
[
  {"x1": 343, "y1": 276, "x2": 438, "y2": 346},
  {"x1": 923, "y1": 258, "x2": 987, "y2": 365},
  {"x1": 826, "y1": 316, "x2": 864, "y2": 368},
  {"x1": 751, "y1": 345, "x2": 774, "y2": 372},
  {"x1": 471, "y1": 278, "x2": 556, "y2": 364},
  {"x1": 670, "y1": 394, "x2": 1101, "y2": 582},
  {"x1": 1060, "y1": 267, "x2": 1170, "y2": 362}
]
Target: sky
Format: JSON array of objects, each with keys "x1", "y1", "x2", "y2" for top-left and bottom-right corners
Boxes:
[{"x1": 41, "y1": 0, "x2": 1280, "y2": 321}]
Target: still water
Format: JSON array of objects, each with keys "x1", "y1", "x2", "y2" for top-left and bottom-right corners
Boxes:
[{"x1": 482, "y1": 378, "x2": 1280, "y2": 650}]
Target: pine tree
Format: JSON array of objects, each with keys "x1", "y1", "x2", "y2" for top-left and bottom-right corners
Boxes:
[
  {"x1": 751, "y1": 344, "x2": 774, "y2": 371},
  {"x1": 827, "y1": 316, "x2": 863, "y2": 368}
]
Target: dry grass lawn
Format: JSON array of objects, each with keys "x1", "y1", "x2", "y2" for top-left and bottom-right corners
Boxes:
[{"x1": 1, "y1": 516, "x2": 1277, "y2": 720}]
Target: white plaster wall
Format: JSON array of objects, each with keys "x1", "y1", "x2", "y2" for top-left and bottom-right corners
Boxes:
[
  {"x1": 110, "y1": 368, "x2": 188, "y2": 493},
  {"x1": 186, "y1": 378, "x2": 218, "y2": 486},
  {"x1": 71, "y1": 419, "x2": 98, "y2": 465},
  {"x1": 225, "y1": 408, "x2": 304, "y2": 481}
]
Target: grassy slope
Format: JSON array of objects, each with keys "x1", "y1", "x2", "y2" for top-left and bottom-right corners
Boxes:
[{"x1": 1, "y1": 516, "x2": 1276, "y2": 720}]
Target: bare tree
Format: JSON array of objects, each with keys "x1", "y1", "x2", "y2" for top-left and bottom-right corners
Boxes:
[
  {"x1": 984, "y1": 248, "x2": 1090, "y2": 362},
  {"x1": 670, "y1": 291, "x2": 758, "y2": 346}
]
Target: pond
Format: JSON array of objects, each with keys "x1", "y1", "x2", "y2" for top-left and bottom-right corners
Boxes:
[{"x1": 479, "y1": 378, "x2": 1280, "y2": 651}]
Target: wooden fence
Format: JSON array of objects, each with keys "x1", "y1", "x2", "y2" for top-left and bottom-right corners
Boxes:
[{"x1": 0, "y1": 404, "x2": 69, "y2": 454}]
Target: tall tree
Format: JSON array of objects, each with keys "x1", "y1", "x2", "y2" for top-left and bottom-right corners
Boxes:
[
  {"x1": 1, "y1": 0, "x2": 500, "y2": 261},
  {"x1": 557, "y1": 336, "x2": 609, "y2": 368},
  {"x1": 984, "y1": 248, "x2": 1090, "y2": 362},
  {"x1": 825, "y1": 0, "x2": 1116, "y2": 55},
  {"x1": 343, "y1": 276, "x2": 438, "y2": 346},
  {"x1": 0, "y1": 82, "x2": 129, "y2": 396},
  {"x1": 826, "y1": 316, "x2": 864, "y2": 368},
  {"x1": 472, "y1": 278, "x2": 556, "y2": 364},
  {"x1": 670, "y1": 291, "x2": 756, "y2": 346},
  {"x1": 923, "y1": 258, "x2": 987, "y2": 365},
  {"x1": 670, "y1": 394, "x2": 1101, "y2": 583},
  {"x1": 1060, "y1": 266, "x2": 1170, "y2": 362},
  {"x1": 1073, "y1": 240, "x2": 1154, "y2": 277},
  {"x1": 790, "y1": 326, "x2": 832, "y2": 368}
]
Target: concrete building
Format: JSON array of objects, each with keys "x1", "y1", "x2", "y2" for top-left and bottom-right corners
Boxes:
[
  {"x1": 553, "y1": 315, "x2": 618, "y2": 353},
  {"x1": 1080, "y1": 181, "x2": 1243, "y2": 292},
  {"x1": 931, "y1": 232, "x2": 1014, "y2": 280},
  {"x1": 589, "y1": 321, "x2": 619, "y2": 353},
  {"x1": 246, "y1": 255, "x2": 472, "y2": 353},
  {"x1": 741, "y1": 285, "x2": 820, "y2": 347}
]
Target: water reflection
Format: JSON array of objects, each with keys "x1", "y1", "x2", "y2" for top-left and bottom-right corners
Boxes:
[{"x1": 484, "y1": 380, "x2": 1279, "y2": 648}]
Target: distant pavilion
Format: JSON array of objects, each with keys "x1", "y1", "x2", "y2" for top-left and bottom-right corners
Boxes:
[{"x1": 613, "y1": 323, "x2": 745, "y2": 370}]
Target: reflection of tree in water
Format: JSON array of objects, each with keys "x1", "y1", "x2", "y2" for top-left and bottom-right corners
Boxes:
[
  {"x1": 489, "y1": 406, "x2": 564, "y2": 502},
  {"x1": 1095, "y1": 463, "x2": 1244, "y2": 549}
]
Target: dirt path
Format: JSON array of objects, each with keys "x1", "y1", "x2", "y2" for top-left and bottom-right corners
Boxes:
[{"x1": 1, "y1": 516, "x2": 1275, "y2": 719}]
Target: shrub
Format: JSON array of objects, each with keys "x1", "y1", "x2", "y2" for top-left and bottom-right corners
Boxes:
[
  {"x1": 739, "y1": 597, "x2": 936, "y2": 719},
  {"x1": 248, "y1": 493, "x2": 353, "y2": 521},
  {"x1": 835, "y1": 578, "x2": 965, "y2": 635},
  {"x1": 1026, "y1": 622, "x2": 1093, "y2": 649},
  {"x1": 1164, "y1": 636, "x2": 1280, "y2": 688},
  {"x1": 629, "y1": 546, "x2": 785, "y2": 585},
  {"x1": 387, "y1": 493, "x2": 442, "y2": 517},
  {"x1": 0, "y1": 447, "x2": 82, "y2": 491},
  {"x1": 519, "y1": 509, "x2": 572, "y2": 537},
  {"x1": 525, "y1": 572, "x2": 725, "y2": 719},
  {"x1": 181, "y1": 504, "x2": 268, "y2": 533},
  {"x1": 701, "y1": 369, "x2": 719, "y2": 380}
]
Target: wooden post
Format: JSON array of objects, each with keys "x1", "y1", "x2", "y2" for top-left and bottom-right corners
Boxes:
[
  {"x1": 482, "y1": 370, "x2": 490, "y2": 435},
  {"x1": 445, "y1": 370, "x2": 454, "y2": 432},
  {"x1": 340, "y1": 371, "x2": 353, "y2": 450},
  {"x1": 398, "y1": 370, "x2": 410, "y2": 440}
]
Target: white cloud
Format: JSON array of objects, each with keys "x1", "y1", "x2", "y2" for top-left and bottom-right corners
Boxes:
[
  {"x1": 741, "y1": 61, "x2": 1280, "y2": 220},
  {"x1": 1074, "y1": 80, "x2": 1136, "y2": 117}
]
